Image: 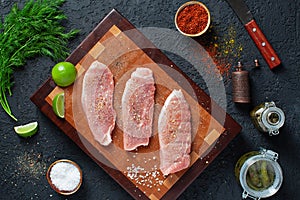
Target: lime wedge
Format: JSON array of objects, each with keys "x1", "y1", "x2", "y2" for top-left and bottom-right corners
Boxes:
[
  {"x1": 14, "y1": 121, "x2": 38, "y2": 138},
  {"x1": 52, "y1": 93, "x2": 65, "y2": 118}
]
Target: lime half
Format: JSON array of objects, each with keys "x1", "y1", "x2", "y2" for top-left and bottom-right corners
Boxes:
[
  {"x1": 52, "y1": 93, "x2": 65, "y2": 118},
  {"x1": 14, "y1": 122, "x2": 38, "y2": 138}
]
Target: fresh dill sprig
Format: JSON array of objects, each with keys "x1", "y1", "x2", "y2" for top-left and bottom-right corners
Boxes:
[{"x1": 0, "y1": 0, "x2": 79, "y2": 121}]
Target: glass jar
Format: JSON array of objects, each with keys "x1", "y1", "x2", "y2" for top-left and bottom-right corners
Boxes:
[
  {"x1": 250, "y1": 101, "x2": 285, "y2": 136},
  {"x1": 235, "y1": 148, "x2": 283, "y2": 200}
]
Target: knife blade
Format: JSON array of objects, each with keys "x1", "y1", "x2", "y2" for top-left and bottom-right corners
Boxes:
[{"x1": 226, "y1": 0, "x2": 281, "y2": 69}]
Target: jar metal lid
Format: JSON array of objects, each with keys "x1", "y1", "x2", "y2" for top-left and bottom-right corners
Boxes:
[
  {"x1": 239, "y1": 149, "x2": 283, "y2": 199},
  {"x1": 261, "y1": 105, "x2": 285, "y2": 136}
]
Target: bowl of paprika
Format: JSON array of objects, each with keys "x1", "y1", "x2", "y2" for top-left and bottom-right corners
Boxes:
[{"x1": 175, "y1": 1, "x2": 211, "y2": 37}]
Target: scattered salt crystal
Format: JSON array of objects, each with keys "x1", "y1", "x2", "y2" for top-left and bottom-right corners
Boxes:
[
  {"x1": 125, "y1": 163, "x2": 165, "y2": 189},
  {"x1": 49, "y1": 162, "x2": 81, "y2": 192},
  {"x1": 152, "y1": 171, "x2": 157, "y2": 177}
]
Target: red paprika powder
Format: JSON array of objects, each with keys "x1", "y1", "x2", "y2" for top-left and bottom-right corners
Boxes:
[{"x1": 177, "y1": 4, "x2": 209, "y2": 35}]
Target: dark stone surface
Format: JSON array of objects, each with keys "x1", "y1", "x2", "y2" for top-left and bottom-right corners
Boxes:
[{"x1": 0, "y1": 0, "x2": 299, "y2": 199}]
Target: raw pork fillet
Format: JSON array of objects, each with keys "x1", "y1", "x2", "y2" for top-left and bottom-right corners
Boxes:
[
  {"x1": 122, "y1": 68, "x2": 155, "y2": 151},
  {"x1": 81, "y1": 61, "x2": 116, "y2": 146},
  {"x1": 158, "y1": 89, "x2": 191, "y2": 176}
]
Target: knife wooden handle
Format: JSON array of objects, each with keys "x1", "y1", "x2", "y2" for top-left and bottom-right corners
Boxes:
[{"x1": 245, "y1": 19, "x2": 281, "y2": 69}]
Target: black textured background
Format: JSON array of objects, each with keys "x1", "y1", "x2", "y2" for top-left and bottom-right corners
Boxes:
[{"x1": 0, "y1": 0, "x2": 299, "y2": 199}]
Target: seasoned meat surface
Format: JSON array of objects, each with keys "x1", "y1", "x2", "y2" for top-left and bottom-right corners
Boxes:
[
  {"x1": 122, "y1": 68, "x2": 155, "y2": 151},
  {"x1": 158, "y1": 89, "x2": 191, "y2": 176},
  {"x1": 82, "y1": 61, "x2": 116, "y2": 146}
]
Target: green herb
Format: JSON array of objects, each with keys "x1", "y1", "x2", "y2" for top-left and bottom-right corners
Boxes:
[{"x1": 0, "y1": 0, "x2": 79, "y2": 121}]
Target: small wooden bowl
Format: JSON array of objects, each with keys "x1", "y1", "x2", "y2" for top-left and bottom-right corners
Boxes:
[
  {"x1": 46, "y1": 159, "x2": 83, "y2": 195},
  {"x1": 175, "y1": 1, "x2": 211, "y2": 37}
]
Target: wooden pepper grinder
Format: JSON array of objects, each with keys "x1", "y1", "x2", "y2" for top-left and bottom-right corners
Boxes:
[{"x1": 232, "y1": 62, "x2": 251, "y2": 103}]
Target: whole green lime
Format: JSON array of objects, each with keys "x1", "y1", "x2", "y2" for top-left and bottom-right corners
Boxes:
[{"x1": 51, "y1": 62, "x2": 77, "y2": 87}]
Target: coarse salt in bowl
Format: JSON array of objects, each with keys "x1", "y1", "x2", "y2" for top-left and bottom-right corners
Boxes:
[
  {"x1": 175, "y1": 1, "x2": 211, "y2": 37},
  {"x1": 46, "y1": 159, "x2": 82, "y2": 195}
]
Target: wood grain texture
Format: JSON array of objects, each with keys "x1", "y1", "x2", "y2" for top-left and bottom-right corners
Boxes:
[
  {"x1": 245, "y1": 19, "x2": 281, "y2": 69},
  {"x1": 30, "y1": 9, "x2": 241, "y2": 200}
]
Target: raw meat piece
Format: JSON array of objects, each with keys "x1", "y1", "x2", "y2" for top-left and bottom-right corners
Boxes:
[
  {"x1": 122, "y1": 68, "x2": 155, "y2": 151},
  {"x1": 81, "y1": 61, "x2": 116, "y2": 146},
  {"x1": 158, "y1": 89, "x2": 191, "y2": 176}
]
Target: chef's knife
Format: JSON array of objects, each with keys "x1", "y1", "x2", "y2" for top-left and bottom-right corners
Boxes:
[{"x1": 226, "y1": 0, "x2": 281, "y2": 69}]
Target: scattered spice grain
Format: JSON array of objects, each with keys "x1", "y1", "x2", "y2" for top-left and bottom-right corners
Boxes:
[
  {"x1": 196, "y1": 25, "x2": 243, "y2": 78},
  {"x1": 16, "y1": 151, "x2": 47, "y2": 180}
]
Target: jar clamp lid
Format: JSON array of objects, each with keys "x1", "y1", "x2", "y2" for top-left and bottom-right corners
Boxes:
[
  {"x1": 239, "y1": 149, "x2": 283, "y2": 200},
  {"x1": 261, "y1": 102, "x2": 285, "y2": 136},
  {"x1": 250, "y1": 101, "x2": 285, "y2": 136}
]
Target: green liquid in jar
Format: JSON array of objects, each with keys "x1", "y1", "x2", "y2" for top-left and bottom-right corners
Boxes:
[
  {"x1": 235, "y1": 151, "x2": 259, "y2": 181},
  {"x1": 246, "y1": 160, "x2": 275, "y2": 191}
]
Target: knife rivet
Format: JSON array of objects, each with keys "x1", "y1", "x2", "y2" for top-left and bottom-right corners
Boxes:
[
  {"x1": 252, "y1": 28, "x2": 257, "y2": 32},
  {"x1": 271, "y1": 57, "x2": 275, "y2": 61},
  {"x1": 262, "y1": 42, "x2": 266, "y2": 47}
]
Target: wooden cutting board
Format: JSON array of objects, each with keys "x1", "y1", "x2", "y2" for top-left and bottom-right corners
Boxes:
[{"x1": 31, "y1": 9, "x2": 241, "y2": 200}]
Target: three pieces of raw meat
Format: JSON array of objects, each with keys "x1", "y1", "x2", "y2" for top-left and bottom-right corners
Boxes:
[{"x1": 81, "y1": 62, "x2": 191, "y2": 175}]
